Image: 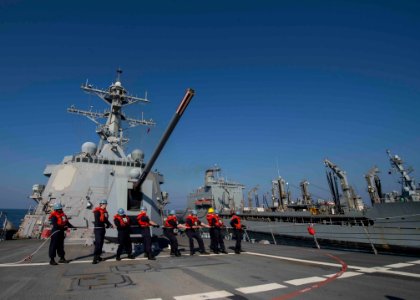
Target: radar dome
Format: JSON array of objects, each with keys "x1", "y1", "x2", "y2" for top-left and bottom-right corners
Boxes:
[
  {"x1": 129, "y1": 168, "x2": 141, "y2": 179},
  {"x1": 81, "y1": 142, "x2": 97, "y2": 155},
  {"x1": 131, "y1": 149, "x2": 144, "y2": 162},
  {"x1": 115, "y1": 81, "x2": 122, "y2": 87}
]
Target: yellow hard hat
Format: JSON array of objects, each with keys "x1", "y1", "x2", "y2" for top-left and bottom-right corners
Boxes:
[{"x1": 208, "y1": 207, "x2": 214, "y2": 213}]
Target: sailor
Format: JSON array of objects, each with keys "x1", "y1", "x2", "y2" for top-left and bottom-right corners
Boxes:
[
  {"x1": 185, "y1": 210, "x2": 210, "y2": 255},
  {"x1": 137, "y1": 206, "x2": 159, "y2": 260},
  {"x1": 48, "y1": 203, "x2": 74, "y2": 265},
  {"x1": 213, "y1": 210, "x2": 228, "y2": 254},
  {"x1": 113, "y1": 208, "x2": 135, "y2": 261},
  {"x1": 92, "y1": 199, "x2": 113, "y2": 264},
  {"x1": 230, "y1": 211, "x2": 245, "y2": 254},
  {"x1": 206, "y1": 207, "x2": 218, "y2": 253},
  {"x1": 163, "y1": 210, "x2": 183, "y2": 257}
]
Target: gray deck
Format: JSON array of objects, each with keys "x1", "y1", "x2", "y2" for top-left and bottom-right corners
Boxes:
[{"x1": 0, "y1": 237, "x2": 419, "y2": 299}]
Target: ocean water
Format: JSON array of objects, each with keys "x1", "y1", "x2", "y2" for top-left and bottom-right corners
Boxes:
[{"x1": 0, "y1": 209, "x2": 27, "y2": 228}]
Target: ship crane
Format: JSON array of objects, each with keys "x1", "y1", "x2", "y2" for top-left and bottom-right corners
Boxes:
[
  {"x1": 68, "y1": 69, "x2": 156, "y2": 154},
  {"x1": 365, "y1": 166, "x2": 382, "y2": 205},
  {"x1": 247, "y1": 185, "x2": 259, "y2": 208},
  {"x1": 387, "y1": 150, "x2": 420, "y2": 202},
  {"x1": 299, "y1": 180, "x2": 312, "y2": 205},
  {"x1": 324, "y1": 159, "x2": 362, "y2": 210}
]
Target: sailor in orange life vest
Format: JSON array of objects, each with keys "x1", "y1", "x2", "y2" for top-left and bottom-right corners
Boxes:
[
  {"x1": 114, "y1": 208, "x2": 135, "y2": 261},
  {"x1": 185, "y1": 210, "x2": 210, "y2": 255},
  {"x1": 48, "y1": 203, "x2": 74, "y2": 265},
  {"x1": 213, "y1": 209, "x2": 228, "y2": 253},
  {"x1": 230, "y1": 211, "x2": 245, "y2": 254},
  {"x1": 92, "y1": 199, "x2": 114, "y2": 264},
  {"x1": 163, "y1": 210, "x2": 184, "y2": 257},
  {"x1": 206, "y1": 207, "x2": 217, "y2": 253},
  {"x1": 137, "y1": 206, "x2": 159, "y2": 260}
]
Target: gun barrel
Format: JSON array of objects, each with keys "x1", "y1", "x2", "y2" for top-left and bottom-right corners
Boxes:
[{"x1": 135, "y1": 88, "x2": 195, "y2": 190}]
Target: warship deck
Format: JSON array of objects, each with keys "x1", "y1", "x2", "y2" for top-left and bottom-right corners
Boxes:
[{"x1": 0, "y1": 237, "x2": 419, "y2": 300}]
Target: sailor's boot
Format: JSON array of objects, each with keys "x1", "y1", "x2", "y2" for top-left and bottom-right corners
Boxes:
[
  {"x1": 175, "y1": 251, "x2": 181, "y2": 257},
  {"x1": 148, "y1": 253, "x2": 156, "y2": 260},
  {"x1": 116, "y1": 256, "x2": 121, "y2": 261},
  {"x1": 58, "y1": 257, "x2": 70, "y2": 263},
  {"x1": 127, "y1": 254, "x2": 135, "y2": 259},
  {"x1": 92, "y1": 256, "x2": 99, "y2": 264},
  {"x1": 50, "y1": 258, "x2": 58, "y2": 265}
]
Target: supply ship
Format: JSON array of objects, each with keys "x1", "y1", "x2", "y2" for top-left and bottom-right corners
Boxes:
[{"x1": 188, "y1": 152, "x2": 420, "y2": 255}]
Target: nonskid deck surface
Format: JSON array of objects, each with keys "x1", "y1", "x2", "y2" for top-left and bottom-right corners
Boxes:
[{"x1": 0, "y1": 237, "x2": 419, "y2": 300}]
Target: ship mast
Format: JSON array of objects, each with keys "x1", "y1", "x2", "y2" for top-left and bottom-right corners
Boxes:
[
  {"x1": 387, "y1": 150, "x2": 420, "y2": 201},
  {"x1": 67, "y1": 69, "x2": 155, "y2": 158}
]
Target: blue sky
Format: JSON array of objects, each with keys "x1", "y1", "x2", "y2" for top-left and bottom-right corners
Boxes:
[{"x1": 1, "y1": 0, "x2": 419, "y2": 209}]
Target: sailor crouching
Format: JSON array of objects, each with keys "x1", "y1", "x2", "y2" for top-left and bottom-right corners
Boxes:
[
  {"x1": 92, "y1": 199, "x2": 113, "y2": 264},
  {"x1": 48, "y1": 203, "x2": 74, "y2": 265},
  {"x1": 114, "y1": 208, "x2": 135, "y2": 261}
]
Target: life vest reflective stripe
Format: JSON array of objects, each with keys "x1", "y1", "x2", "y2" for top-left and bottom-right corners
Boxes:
[
  {"x1": 114, "y1": 214, "x2": 130, "y2": 227},
  {"x1": 231, "y1": 215, "x2": 241, "y2": 230},
  {"x1": 164, "y1": 215, "x2": 178, "y2": 228},
  {"x1": 49, "y1": 211, "x2": 68, "y2": 227},
  {"x1": 186, "y1": 215, "x2": 198, "y2": 229},
  {"x1": 93, "y1": 207, "x2": 108, "y2": 223},
  {"x1": 137, "y1": 211, "x2": 150, "y2": 227}
]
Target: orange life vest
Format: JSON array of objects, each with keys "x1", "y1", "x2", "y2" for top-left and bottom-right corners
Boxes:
[
  {"x1": 49, "y1": 210, "x2": 68, "y2": 227},
  {"x1": 93, "y1": 207, "x2": 108, "y2": 223},
  {"x1": 137, "y1": 211, "x2": 150, "y2": 227},
  {"x1": 230, "y1": 215, "x2": 241, "y2": 230},
  {"x1": 164, "y1": 215, "x2": 178, "y2": 228},
  {"x1": 214, "y1": 214, "x2": 224, "y2": 228},
  {"x1": 114, "y1": 214, "x2": 130, "y2": 227},
  {"x1": 206, "y1": 213, "x2": 214, "y2": 226},
  {"x1": 185, "y1": 215, "x2": 199, "y2": 229}
]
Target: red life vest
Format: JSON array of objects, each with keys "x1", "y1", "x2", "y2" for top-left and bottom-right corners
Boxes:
[
  {"x1": 49, "y1": 210, "x2": 68, "y2": 227},
  {"x1": 164, "y1": 215, "x2": 178, "y2": 228},
  {"x1": 93, "y1": 207, "x2": 108, "y2": 222},
  {"x1": 231, "y1": 215, "x2": 241, "y2": 230},
  {"x1": 206, "y1": 213, "x2": 214, "y2": 226},
  {"x1": 137, "y1": 211, "x2": 150, "y2": 227},
  {"x1": 185, "y1": 215, "x2": 199, "y2": 229},
  {"x1": 214, "y1": 214, "x2": 223, "y2": 228},
  {"x1": 114, "y1": 214, "x2": 130, "y2": 227}
]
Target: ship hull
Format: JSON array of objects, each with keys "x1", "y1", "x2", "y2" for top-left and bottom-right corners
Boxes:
[{"x1": 220, "y1": 202, "x2": 420, "y2": 254}]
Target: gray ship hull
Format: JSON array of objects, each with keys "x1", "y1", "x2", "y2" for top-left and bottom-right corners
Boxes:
[{"x1": 221, "y1": 202, "x2": 420, "y2": 254}]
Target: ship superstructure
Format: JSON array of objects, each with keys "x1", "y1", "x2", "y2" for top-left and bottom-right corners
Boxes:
[
  {"x1": 186, "y1": 167, "x2": 245, "y2": 212},
  {"x1": 17, "y1": 70, "x2": 194, "y2": 243}
]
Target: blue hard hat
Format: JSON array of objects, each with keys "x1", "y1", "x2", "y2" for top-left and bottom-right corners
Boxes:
[
  {"x1": 53, "y1": 203, "x2": 62, "y2": 210},
  {"x1": 191, "y1": 209, "x2": 197, "y2": 215},
  {"x1": 214, "y1": 209, "x2": 219, "y2": 214},
  {"x1": 100, "y1": 199, "x2": 108, "y2": 204},
  {"x1": 169, "y1": 210, "x2": 176, "y2": 215},
  {"x1": 118, "y1": 208, "x2": 125, "y2": 215},
  {"x1": 140, "y1": 206, "x2": 147, "y2": 211}
]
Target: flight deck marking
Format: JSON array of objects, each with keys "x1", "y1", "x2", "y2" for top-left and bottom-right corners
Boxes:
[
  {"x1": 384, "y1": 263, "x2": 414, "y2": 268},
  {"x1": 173, "y1": 290, "x2": 233, "y2": 300},
  {"x1": 324, "y1": 271, "x2": 363, "y2": 279},
  {"x1": 285, "y1": 276, "x2": 326, "y2": 286},
  {"x1": 236, "y1": 283, "x2": 286, "y2": 294},
  {"x1": 409, "y1": 260, "x2": 420, "y2": 264}
]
